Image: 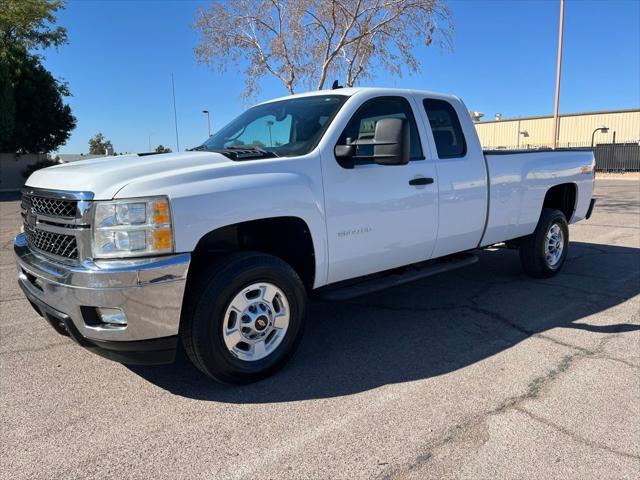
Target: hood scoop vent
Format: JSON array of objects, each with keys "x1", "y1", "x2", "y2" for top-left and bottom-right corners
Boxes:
[{"x1": 219, "y1": 148, "x2": 277, "y2": 160}]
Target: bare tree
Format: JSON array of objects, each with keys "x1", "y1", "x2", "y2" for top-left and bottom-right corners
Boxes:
[{"x1": 194, "y1": 0, "x2": 452, "y2": 97}]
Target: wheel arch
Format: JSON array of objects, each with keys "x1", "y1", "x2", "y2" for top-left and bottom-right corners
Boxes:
[
  {"x1": 541, "y1": 183, "x2": 577, "y2": 222},
  {"x1": 188, "y1": 216, "x2": 317, "y2": 290}
]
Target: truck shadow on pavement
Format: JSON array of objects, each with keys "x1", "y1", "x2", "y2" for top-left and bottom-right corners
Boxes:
[{"x1": 128, "y1": 241, "x2": 640, "y2": 402}]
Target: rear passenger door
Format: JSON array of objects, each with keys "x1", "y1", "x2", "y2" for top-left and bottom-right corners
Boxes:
[
  {"x1": 419, "y1": 98, "x2": 488, "y2": 258},
  {"x1": 321, "y1": 95, "x2": 439, "y2": 284}
]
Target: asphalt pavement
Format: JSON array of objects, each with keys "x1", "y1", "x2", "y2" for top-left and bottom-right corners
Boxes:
[{"x1": 1, "y1": 179, "x2": 639, "y2": 479}]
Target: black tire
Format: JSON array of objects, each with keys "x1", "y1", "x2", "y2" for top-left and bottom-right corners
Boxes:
[
  {"x1": 519, "y1": 208, "x2": 569, "y2": 278},
  {"x1": 180, "y1": 252, "x2": 306, "y2": 384}
]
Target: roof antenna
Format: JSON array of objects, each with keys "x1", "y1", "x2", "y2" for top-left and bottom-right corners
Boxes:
[{"x1": 331, "y1": 80, "x2": 343, "y2": 90}]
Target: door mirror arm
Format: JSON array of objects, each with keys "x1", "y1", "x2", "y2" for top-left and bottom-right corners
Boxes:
[{"x1": 334, "y1": 138, "x2": 356, "y2": 169}]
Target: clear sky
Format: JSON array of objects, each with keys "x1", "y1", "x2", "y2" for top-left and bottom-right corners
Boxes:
[{"x1": 42, "y1": 0, "x2": 640, "y2": 154}]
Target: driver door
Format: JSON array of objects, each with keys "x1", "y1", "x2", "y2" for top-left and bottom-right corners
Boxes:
[{"x1": 321, "y1": 95, "x2": 439, "y2": 284}]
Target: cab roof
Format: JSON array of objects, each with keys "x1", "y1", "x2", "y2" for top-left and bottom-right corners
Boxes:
[{"x1": 258, "y1": 87, "x2": 461, "y2": 106}]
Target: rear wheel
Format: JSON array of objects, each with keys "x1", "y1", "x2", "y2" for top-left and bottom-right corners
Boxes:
[
  {"x1": 519, "y1": 208, "x2": 569, "y2": 278},
  {"x1": 181, "y1": 252, "x2": 306, "y2": 384}
]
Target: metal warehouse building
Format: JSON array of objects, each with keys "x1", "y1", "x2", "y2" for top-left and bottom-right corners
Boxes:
[{"x1": 474, "y1": 108, "x2": 640, "y2": 150}]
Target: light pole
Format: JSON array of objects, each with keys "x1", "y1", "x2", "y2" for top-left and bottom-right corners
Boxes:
[
  {"x1": 518, "y1": 130, "x2": 529, "y2": 149},
  {"x1": 202, "y1": 110, "x2": 211, "y2": 137},
  {"x1": 591, "y1": 126, "x2": 609, "y2": 149},
  {"x1": 148, "y1": 133, "x2": 154, "y2": 152},
  {"x1": 266, "y1": 120, "x2": 274, "y2": 146},
  {"x1": 552, "y1": 0, "x2": 565, "y2": 149},
  {"x1": 171, "y1": 73, "x2": 180, "y2": 152}
]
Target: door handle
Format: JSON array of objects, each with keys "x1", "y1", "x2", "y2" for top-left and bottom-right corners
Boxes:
[{"x1": 408, "y1": 177, "x2": 434, "y2": 186}]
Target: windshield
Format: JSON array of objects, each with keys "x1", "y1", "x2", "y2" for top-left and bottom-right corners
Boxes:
[{"x1": 197, "y1": 95, "x2": 348, "y2": 158}]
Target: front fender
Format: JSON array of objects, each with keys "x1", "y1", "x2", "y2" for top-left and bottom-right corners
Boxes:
[{"x1": 161, "y1": 172, "x2": 327, "y2": 288}]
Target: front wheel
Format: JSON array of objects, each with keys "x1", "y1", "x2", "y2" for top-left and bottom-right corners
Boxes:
[
  {"x1": 181, "y1": 252, "x2": 306, "y2": 384},
  {"x1": 519, "y1": 208, "x2": 569, "y2": 278}
]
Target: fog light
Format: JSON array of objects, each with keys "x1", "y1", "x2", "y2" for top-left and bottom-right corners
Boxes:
[{"x1": 97, "y1": 307, "x2": 127, "y2": 326}]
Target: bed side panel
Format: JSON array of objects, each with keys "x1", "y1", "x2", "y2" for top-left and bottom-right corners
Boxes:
[{"x1": 481, "y1": 150, "x2": 594, "y2": 246}]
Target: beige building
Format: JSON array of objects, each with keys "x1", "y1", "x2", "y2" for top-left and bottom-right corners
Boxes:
[{"x1": 474, "y1": 108, "x2": 640, "y2": 150}]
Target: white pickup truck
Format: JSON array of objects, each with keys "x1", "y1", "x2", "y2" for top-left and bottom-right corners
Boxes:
[{"x1": 15, "y1": 87, "x2": 596, "y2": 384}]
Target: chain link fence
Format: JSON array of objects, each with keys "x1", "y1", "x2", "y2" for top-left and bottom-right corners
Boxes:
[{"x1": 594, "y1": 143, "x2": 640, "y2": 172}]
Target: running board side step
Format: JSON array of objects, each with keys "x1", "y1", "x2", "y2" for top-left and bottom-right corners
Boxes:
[{"x1": 315, "y1": 253, "x2": 478, "y2": 301}]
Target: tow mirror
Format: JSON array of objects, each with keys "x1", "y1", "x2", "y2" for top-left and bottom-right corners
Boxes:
[
  {"x1": 371, "y1": 117, "x2": 410, "y2": 166},
  {"x1": 334, "y1": 118, "x2": 410, "y2": 168}
]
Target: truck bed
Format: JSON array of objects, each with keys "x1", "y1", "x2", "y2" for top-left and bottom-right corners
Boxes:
[{"x1": 480, "y1": 149, "x2": 595, "y2": 247}]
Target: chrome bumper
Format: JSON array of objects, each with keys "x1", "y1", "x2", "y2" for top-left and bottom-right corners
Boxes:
[{"x1": 14, "y1": 233, "x2": 190, "y2": 343}]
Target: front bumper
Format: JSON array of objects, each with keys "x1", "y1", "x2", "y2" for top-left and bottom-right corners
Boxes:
[{"x1": 14, "y1": 233, "x2": 190, "y2": 365}]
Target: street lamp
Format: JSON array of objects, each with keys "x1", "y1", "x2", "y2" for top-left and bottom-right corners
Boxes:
[
  {"x1": 517, "y1": 130, "x2": 529, "y2": 149},
  {"x1": 266, "y1": 120, "x2": 274, "y2": 147},
  {"x1": 148, "y1": 133, "x2": 154, "y2": 152},
  {"x1": 591, "y1": 126, "x2": 609, "y2": 149},
  {"x1": 202, "y1": 110, "x2": 211, "y2": 137}
]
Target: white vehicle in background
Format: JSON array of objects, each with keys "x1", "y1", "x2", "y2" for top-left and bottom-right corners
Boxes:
[{"x1": 15, "y1": 87, "x2": 596, "y2": 384}]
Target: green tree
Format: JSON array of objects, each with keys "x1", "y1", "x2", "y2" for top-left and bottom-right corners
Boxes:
[
  {"x1": 0, "y1": 55, "x2": 14, "y2": 143},
  {"x1": 0, "y1": 48, "x2": 75, "y2": 152},
  {"x1": 155, "y1": 144, "x2": 172, "y2": 153},
  {"x1": 0, "y1": 0, "x2": 68, "y2": 52},
  {"x1": 0, "y1": 1, "x2": 74, "y2": 153},
  {"x1": 88, "y1": 132, "x2": 113, "y2": 154}
]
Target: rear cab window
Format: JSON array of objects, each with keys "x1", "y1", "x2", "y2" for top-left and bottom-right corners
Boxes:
[{"x1": 423, "y1": 99, "x2": 467, "y2": 159}]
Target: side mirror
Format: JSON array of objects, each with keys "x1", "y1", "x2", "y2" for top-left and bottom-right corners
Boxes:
[
  {"x1": 372, "y1": 117, "x2": 410, "y2": 166},
  {"x1": 334, "y1": 119, "x2": 410, "y2": 168}
]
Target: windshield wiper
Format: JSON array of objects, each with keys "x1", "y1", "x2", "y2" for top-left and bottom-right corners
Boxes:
[{"x1": 188, "y1": 145, "x2": 208, "y2": 152}]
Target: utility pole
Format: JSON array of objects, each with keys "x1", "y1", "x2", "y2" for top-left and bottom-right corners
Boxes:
[
  {"x1": 552, "y1": 0, "x2": 565, "y2": 149},
  {"x1": 171, "y1": 73, "x2": 180, "y2": 152}
]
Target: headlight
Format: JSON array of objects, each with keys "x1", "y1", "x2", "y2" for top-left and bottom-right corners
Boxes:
[{"x1": 92, "y1": 197, "x2": 174, "y2": 258}]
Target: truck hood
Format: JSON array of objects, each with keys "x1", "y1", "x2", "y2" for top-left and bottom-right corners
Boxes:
[{"x1": 25, "y1": 151, "x2": 233, "y2": 199}]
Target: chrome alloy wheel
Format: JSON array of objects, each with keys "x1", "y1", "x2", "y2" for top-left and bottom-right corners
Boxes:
[
  {"x1": 544, "y1": 223, "x2": 564, "y2": 267},
  {"x1": 222, "y1": 282, "x2": 290, "y2": 362}
]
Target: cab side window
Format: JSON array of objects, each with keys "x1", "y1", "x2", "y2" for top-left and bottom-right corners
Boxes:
[
  {"x1": 338, "y1": 96, "x2": 423, "y2": 163},
  {"x1": 423, "y1": 99, "x2": 467, "y2": 159}
]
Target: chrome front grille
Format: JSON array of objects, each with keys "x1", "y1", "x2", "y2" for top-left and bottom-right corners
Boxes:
[
  {"x1": 21, "y1": 188, "x2": 93, "y2": 263},
  {"x1": 24, "y1": 228, "x2": 79, "y2": 259},
  {"x1": 25, "y1": 195, "x2": 78, "y2": 218}
]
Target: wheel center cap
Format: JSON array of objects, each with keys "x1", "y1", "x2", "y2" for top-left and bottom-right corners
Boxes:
[{"x1": 255, "y1": 315, "x2": 269, "y2": 331}]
